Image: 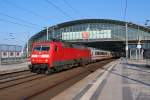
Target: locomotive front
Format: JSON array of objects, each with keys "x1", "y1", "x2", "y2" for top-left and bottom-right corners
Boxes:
[{"x1": 29, "y1": 42, "x2": 51, "y2": 73}]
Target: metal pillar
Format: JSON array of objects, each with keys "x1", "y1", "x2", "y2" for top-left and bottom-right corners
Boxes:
[
  {"x1": 46, "y1": 27, "x2": 49, "y2": 40},
  {"x1": 53, "y1": 27, "x2": 55, "y2": 39},
  {"x1": 0, "y1": 51, "x2": 1, "y2": 65},
  {"x1": 129, "y1": 49, "x2": 131, "y2": 59},
  {"x1": 26, "y1": 34, "x2": 29, "y2": 58},
  {"x1": 138, "y1": 48, "x2": 140, "y2": 60},
  {"x1": 26, "y1": 40, "x2": 29, "y2": 57},
  {"x1": 136, "y1": 49, "x2": 138, "y2": 60},
  {"x1": 125, "y1": 23, "x2": 128, "y2": 62},
  {"x1": 138, "y1": 26, "x2": 141, "y2": 60}
]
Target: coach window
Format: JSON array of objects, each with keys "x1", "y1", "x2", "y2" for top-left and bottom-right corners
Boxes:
[
  {"x1": 41, "y1": 46, "x2": 50, "y2": 51},
  {"x1": 34, "y1": 46, "x2": 41, "y2": 51},
  {"x1": 55, "y1": 46, "x2": 58, "y2": 52}
]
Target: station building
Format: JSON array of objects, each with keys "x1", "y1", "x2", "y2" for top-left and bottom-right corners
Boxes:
[
  {"x1": 0, "y1": 44, "x2": 22, "y2": 58},
  {"x1": 29, "y1": 19, "x2": 150, "y2": 59},
  {"x1": 0, "y1": 44, "x2": 22, "y2": 64}
]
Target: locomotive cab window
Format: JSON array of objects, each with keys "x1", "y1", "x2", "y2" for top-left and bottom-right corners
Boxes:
[
  {"x1": 34, "y1": 46, "x2": 41, "y2": 51},
  {"x1": 41, "y1": 46, "x2": 50, "y2": 51},
  {"x1": 34, "y1": 46, "x2": 50, "y2": 51}
]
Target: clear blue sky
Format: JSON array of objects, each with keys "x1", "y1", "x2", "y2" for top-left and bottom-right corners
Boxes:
[{"x1": 0, "y1": 0, "x2": 149, "y2": 47}]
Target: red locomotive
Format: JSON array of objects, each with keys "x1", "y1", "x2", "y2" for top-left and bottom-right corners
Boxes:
[{"x1": 29, "y1": 40, "x2": 91, "y2": 74}]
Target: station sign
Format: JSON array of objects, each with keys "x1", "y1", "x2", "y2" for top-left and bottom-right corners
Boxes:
[
  {"x1": 137, "y1": 44, "x2": 141, "y2": 49},
  {"x1": 137, "y1": 41, "x2": 142, "y2": 49},
  {"x1": 62, "y1": 30, "x2": 111, "y2": 40}
]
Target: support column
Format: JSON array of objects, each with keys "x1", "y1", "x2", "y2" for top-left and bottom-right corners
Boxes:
[{"x1": 0, "y1": 51, "x2": 1, "y2": 65}]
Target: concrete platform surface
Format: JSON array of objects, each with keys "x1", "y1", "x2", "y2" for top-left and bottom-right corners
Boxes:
[
  {"x1": 52, "y1": 59, "x2": 150, "y2": 100},
  {"x1": 0, "y1": 62, "x2": 30, "y2": 74}
]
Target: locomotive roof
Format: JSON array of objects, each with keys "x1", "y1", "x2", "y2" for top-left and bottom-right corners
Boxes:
[{"x1": 32, "y1": 40, "x2": 87, "y2": 49}]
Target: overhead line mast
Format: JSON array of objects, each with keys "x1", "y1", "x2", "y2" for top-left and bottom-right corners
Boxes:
[{"x1": 123, "y1": 0, "x2": 128, "y2": 61}]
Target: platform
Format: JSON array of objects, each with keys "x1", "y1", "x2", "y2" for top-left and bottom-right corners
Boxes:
[
  {"x1": 0, "y1": 62, "x2": 30, "y2": 75},
  {"x1": 52, "y1": 59, "x2": 150, "y2": 100}
]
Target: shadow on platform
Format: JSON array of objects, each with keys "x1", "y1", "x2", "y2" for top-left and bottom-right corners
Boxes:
[
  {"x1": 103, "y1": 67, "x2": 150, "y2": 87},
  {"x1": 123, "y1": 65, "x2": 150, "y2": 74}
]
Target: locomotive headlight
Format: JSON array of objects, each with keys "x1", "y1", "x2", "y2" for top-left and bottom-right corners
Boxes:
[
  {"x1": 31, "y1": 54, "x2": 38, "y2": 58},
  {"x1": 41, "y1": 54, "x2": 50, "y2": 58},
  {"x1": 45, "y1": 59, "x2": 48, "y2": 62}
]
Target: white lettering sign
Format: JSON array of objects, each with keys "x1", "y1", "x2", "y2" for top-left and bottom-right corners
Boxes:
[{"x1": 62, "y1": 30, "x2": 111, "y2": 40}]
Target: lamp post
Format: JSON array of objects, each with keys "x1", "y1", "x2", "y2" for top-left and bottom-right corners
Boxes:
[
  {"x1": 52, "y1": 26, "x2": 55, "y2": 39},
  {"x1": 51, "y1": 25, "x2": 58, "y2": 39},
  {"x1": 0, "y1": 46, "x2": 1, "y2": 65},
  {"x1": 45, "y1": 25, "x2": 58, "y2": 41},
  {"x1": 26, "y1": 34, "x2": 29, "y2": 58},
  {"x1": 125, "y1": 22, "x2": 128, "y2": 62},
  {"x1": 46, "y1": 27, "x2": 49, "y2": 41}
]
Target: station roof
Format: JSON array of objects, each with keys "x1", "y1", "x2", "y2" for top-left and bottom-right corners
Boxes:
[{"x1": 31, "y1": 19, "x2": 150, "y2": 39}]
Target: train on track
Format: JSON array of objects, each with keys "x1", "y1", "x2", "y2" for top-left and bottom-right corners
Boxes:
[
  {"x1": 90, "y1": 48, "x2": 113, "y2": 61},
  {"x1": 29, "y1": 40, "x2": 114, "y2": 74}
]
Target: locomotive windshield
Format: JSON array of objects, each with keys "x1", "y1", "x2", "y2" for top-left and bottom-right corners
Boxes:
[
  {"x1": 34, "y1": 46, "x2": 41, "y2": 51},
  {"x1": 34, "y1": 45, "x2": 50, "y2": 51}
]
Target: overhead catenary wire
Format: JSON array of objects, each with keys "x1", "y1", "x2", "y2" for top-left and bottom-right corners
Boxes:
[
  {"x1": 62, "y1": 0, "x2": 79, "y2": 14},
  {"x1": 45, "y1": 0, "x2": 74, "y2": 20},
  {"x1": 62, "y1": 0, "x2": 82, "y2": 18},
  {"x1": 0, "y1": 12, "x2": 44, "y2": 28},
  {"x1": 1, "y1": 0, "x2": 49, "y2": 21},
  {"x1": 0, "y1": 18, "x2": 40, "y2": 29}
]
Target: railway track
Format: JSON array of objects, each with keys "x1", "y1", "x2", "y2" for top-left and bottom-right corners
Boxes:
[
  {"x1": 0, "y1": 70, "x2": 47, "y2": 90},
  {"x1": 0, "y1": 74, "x2": 46, "y2": 90},
  {"x1": 0, "y1": 72, "x2": 36, "y2": 83},
  {"x1": 0, "y1": 59, "x2": 114, "y2": 100},
  {"x1": 0, "y1": 70, "x2": 30, "y2": 80}
]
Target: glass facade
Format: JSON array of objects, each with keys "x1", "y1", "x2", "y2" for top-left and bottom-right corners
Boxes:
[
  {"x1": 39, "y1": 23, "x2": 150, "y2": 42},
  {"x1": 30, "y1": 19, "x2": 150, "y2": 51}
]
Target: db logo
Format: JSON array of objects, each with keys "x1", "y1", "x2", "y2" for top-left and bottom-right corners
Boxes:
[{"x1": 82, "y1": 32, "x2": 89, "y2": 39}]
